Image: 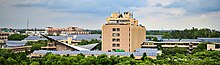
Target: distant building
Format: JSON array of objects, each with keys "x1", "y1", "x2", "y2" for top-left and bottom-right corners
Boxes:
[
  {"x1": 102, "y1": 12, "x2": 146, "y2": 52},
  {"x1": 25, "y1": 31, "x2": 48, "y2": 36},
  {"x1": 46, "y1": 27, "x2": 90, "y2": 35},
  {"x1": 0, "y1": 32, "x2": 10, "y2": 43},
  {"x1": 1, "y1": 41, "x2": 31, "y2": 52},
  {"x1": 142, "y1": 38, "x2": 220, "y2": 51}
]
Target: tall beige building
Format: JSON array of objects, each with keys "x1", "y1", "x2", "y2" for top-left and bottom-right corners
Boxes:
[{"x1": 102, "y1": 12, "x2": 146, "y2": 52}]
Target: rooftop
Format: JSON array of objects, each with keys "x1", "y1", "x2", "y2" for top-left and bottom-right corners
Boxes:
[
  {"x1": 33, "y1": 48, "x2": 159, "y2": 56},
  {"x1": 6, "y1": 41, "x2": 26, "y2": 47}
]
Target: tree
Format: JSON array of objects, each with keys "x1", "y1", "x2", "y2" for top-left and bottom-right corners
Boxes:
[
  {"x1": 30, "y1": 61, "x2": 40, "y2": 65},
  {"x1": 152, "y1": 37, "x2": 158, "y2": 41},
  {"x1": 6, "y1": 57, "x2": 18, "y2": 65},
  {"x1": 8, "y1": 34, "x2": 28, "y2": 40},
  {"x1": 156, "y1": 43, "x2": 162, "y2": 50},
  {"x1": 130, "y1": 54, "x2": 135, "y2": 59},
  {"x1": 141, "y1": 52, "x2": 147, "y2": 61},
  {"x1": 192, "y1": 42, "x2": 207, "y2": 53}
]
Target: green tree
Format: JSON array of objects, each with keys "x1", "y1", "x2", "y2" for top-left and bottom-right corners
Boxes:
[
  {"x1": 8, "y1": 34, "x2": 28, "y2": 40},
  {"x1": 141, "y1": 52, "x2": 147, "y2": 61},
  {"x1": 6, "y1": 57, "x2": 18, "y2": 65},
  {"x1": 30, "y1": 61, "x2": 40, "y2": 65},
  {"x1": 152, "y1": 37, "x2": 158, "y2": 41},
  {"x1": 130, "y1": 54, "x2": 135, "y2": 59},
  {"x1": 192, "y1": 42, "x2": 207, "y2": 53}
]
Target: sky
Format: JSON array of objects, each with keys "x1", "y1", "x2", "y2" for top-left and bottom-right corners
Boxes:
[{"x1": 0, "y1": 0, "x2": 220, "y2": 30}]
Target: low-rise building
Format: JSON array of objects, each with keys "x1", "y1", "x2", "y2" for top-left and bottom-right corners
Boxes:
[
  {"x1": 25, "y1": 31, "x2": 48, "y2": 36},
  {"x1": 0, "y1": 32, "x2": 10, "y2": 43},
  {"x1": 142, "y1": 38, "x2": 220, "y2": 51},
  {"x1": 46, "y1": 27, "x2": 90, "y2": 35}
]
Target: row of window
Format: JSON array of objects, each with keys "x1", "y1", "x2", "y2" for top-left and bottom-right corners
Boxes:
[
  {"x1": 0, "y1": 34, "x2": 9, "y2": 36},
  {"x1": 112, "y1": 43, "x2": 120, "y2": 47},
  {"x1": 112, "y1": 33, "x2": 120, "y2": 37},
  {"x1": 0, "y1": 37, "x2": 7, "y2": 39},
  {"x1": 112, "y1": 28, "x2": 120, "y2": 31},
  {"x1": 112, "y1": 38, "x2": 120, "y2": 42}
]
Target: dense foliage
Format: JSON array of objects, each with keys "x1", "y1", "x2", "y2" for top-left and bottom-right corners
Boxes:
[
  {"x1": 1, "y1": 42, "x2": 220, "y2": 65},
  {"x1": 78, "y1": 39, "x2": 101, "y2": 45},
  {"x1": 147, "y1": 28, "x2": 220, "y2": 39},
  {"x1": 1, "y1": 47, "x2": 220, "y2": 65},
  {"x1": 8, "y1": 34, "x2": 28, "y2": 40},
  {"x1": 85, "y1": 30, "x2": 101, "y2": 34},
  {"x1": 26, "y1": 40, "x2": 48, "y2": 52}
]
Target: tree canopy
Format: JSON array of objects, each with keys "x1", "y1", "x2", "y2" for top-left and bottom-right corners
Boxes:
[{"x1": 8, "y1": 34, "x2": 28, "y2": 40}]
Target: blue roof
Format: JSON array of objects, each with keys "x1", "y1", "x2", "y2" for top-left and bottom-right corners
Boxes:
[
  {"x1": 162, "y1": 39, "x2": 198, "y2": 42},
  {"x1": 23, "y1": 36, "x2": 47, "y2": 41},
  {"x1": 33, "y1": 50, "x2": 158, "y2": 56},
  {"x1": 48, "y1": 36, "x2": 67, "y2": 40},
  {"x1": 136, "y1": 48, "x2": 158, "y2": 53},
  {"x1": 69, "y1": 34, "x2": 101, "y2": 41},
  {"x1": 6, "y1": 41, "x2": 26, "y2": 47},
  {"x1": 78, "y1": 43, "x2": 99, "y2": 50},
  {"x1": 198, "y1": 38, "x2": 220, "y2": 42}
]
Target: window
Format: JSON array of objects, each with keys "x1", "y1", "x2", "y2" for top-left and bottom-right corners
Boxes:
[
  {"x1": 117, "y1": 33, "x2": 120, "y2": 36},
  {"x1": 112, "y1": 28, "x2": 116, "y2": 31},
  {"x1": 112, "y1": 44, "x2": 116, "y2": 47},
  {"x1": 117, "y1": 39, "x2": 120, "y2": 42},
  {"x1": 112, "y1": 38, "x2": 116, "y2": 42},
  {"x1": 117, "y1": 28, "x2": 120, "y2": 31},
  {"x1": 112, "y1": 28, "x2": 120, "y2": 31},
  {"x1": 112, "y1": 33, "x2": 120, "y2": 37},
  {"x1": 112, "y1": 38, "x2": 120, "y2": 42},
  {"x1": 117, "y1": 44, "x2": 120, "y2": 47},
  {"x1": 112, "y1": 49, "x2": 116, "y2": 51},
  {"x1": 215, "y1": 44, "x2": 220, "y2": 48}
]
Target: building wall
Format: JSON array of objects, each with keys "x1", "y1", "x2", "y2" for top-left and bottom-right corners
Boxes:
[
  {"x1": 130, "y1": 26, "x2": 146, "y2": 52},
  {"x1": 0, "y1": 32, "x2": 9, "y2": 43},
  {"x1": 55, "y1": 43, "x2": 75, "y2": 51},
  {"x1": 46, "y1": 27, "x2": 90, "y2": 35},
  {"x1": 102, "y1": 25, "x2": 130, "y2": 52}
]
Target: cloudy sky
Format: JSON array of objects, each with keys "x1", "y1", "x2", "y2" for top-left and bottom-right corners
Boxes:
[{"x1": 0, "y1": 0, "x2": 220, "y2": 30}]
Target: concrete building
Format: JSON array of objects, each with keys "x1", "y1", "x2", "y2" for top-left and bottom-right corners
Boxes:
[
  {"x1": 25, "y1": 31, "x2": 48, "y2": 36},
  {"x1": 46, "y1": 27, "x2": 90, "y2": 35},
  {"x1": 142, "y1": 38, "x2": 220, "y2": 51},
  {"x1": 102, "y1": 12, "x2": 146, "y2": 52},
  {"x1": 0, "y1": 32, "x2": 10, "y2": 43}
]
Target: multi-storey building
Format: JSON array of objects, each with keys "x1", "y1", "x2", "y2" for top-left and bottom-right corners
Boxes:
[
  {"x1": 0, "y1": 32, "x2": 10, "y2": 43},
  {"x1": 102, "y1": 12, "x2": 146, "y2": 52}
]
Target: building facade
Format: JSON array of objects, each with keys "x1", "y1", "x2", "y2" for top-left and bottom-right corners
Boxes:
[
  {"x1": 25, "y1": 31, "x2": 48, "y2": 36},
  {"x1": 0, "y1": 32, "x2": 10, "y2": 43},
  {"x1": 102, "y1": 12, "x2": 146, "y2": 52},
  {"x1": 46, "y1": 27, "x2": 90, "y2": 35}
]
